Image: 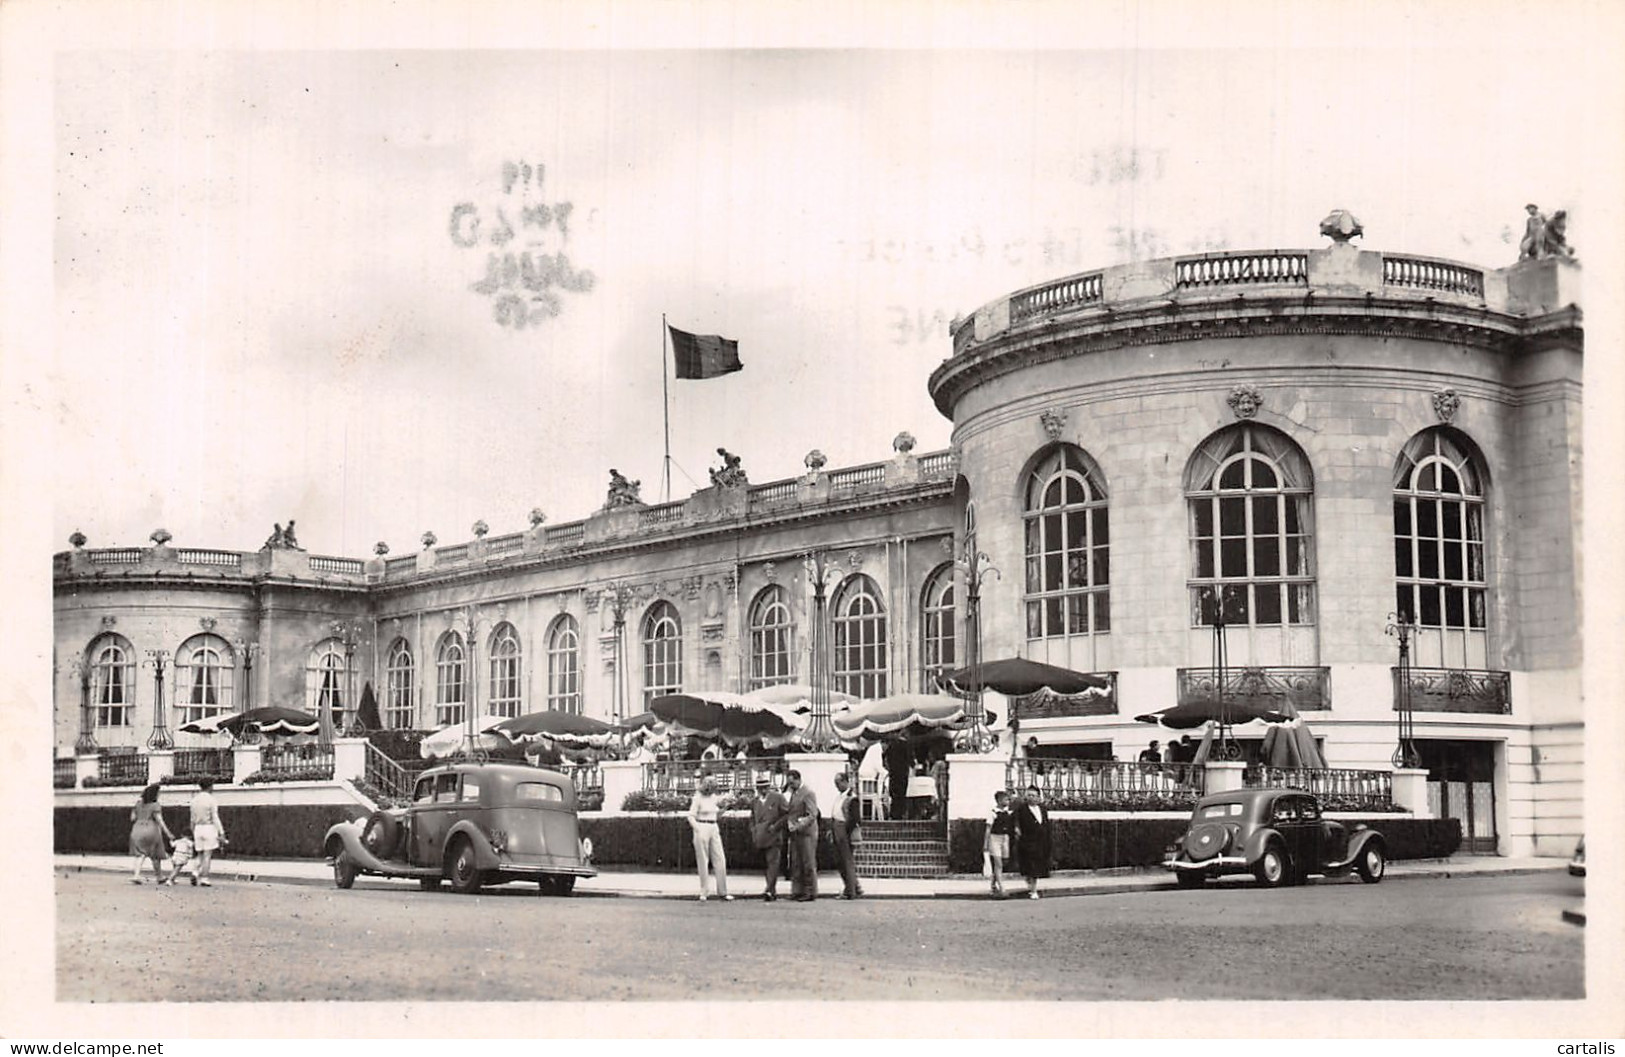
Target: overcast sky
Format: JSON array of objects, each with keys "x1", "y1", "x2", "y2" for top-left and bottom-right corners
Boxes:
[{"x1": 49, "y1": 38, "x2": 1596, "y2": 557}]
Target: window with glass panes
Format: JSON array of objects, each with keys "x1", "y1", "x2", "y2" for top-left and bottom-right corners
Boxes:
[
  {"x1": 1024, "y1": 446, "x2": 1111, "y2": 640},
  {"x1": 488, "y1": 623, "x2": 522, "y2": 717},
  {"x1": 642, "y1": 601, "x2": 683, "y2": 704},
  {"x1": 1185, "y1": 425, "x2": 1315, "y2": 627},
  {"x1": 833, "y1": 574, "x2": 888, "y2": 698},
  {"x1": 306, "y1": 639, "x2": 348, "y2": 725},
  {"x1": 176, "y1": 634, "x2": 233, "y2": 726},
  {"x1": 749, "y1": 586, "x2": 795, "y2": 689},
  {"x1": 1393, "y1": 430, "x2": 1486, "y2": 632},
  {"x1": 921, "y1": 564, "x2": 956, "y2": 691},
  {"x1": 385, "y1": 639, "x2": 416, "y2": 728},
  {"x1": 90, "y1": 635, "x2": 134, "y2": 727},
  {"x1": 435, "y1": 633, "x2": 467, "y2": 727},
  {"x1": 546, "y1": 615, "x2": 581, "y2": 714}
]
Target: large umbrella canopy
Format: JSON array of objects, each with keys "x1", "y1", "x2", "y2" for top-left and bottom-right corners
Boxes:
[
  {"x1": 649, "y1": 692, "x2": 802, "y2": 745},
  {"x1": 490, "y1": 710, "x2": 614, "y2": 748},
  {"x1": 420, "y1": 714, "x2": 511, "y2": 759},
  {"x1": 1134, "y1": 700, "x2": 1292, "y2": 730},
  {"x1": 1260, "y1": 703, "x2": 1327, "y2": 769},
  {"x1": 832, "y1": 693, "x2": 999, "y2": 743},
  {"x1": 740, "y1": 683, "x2": 859, "y2": 711},
  {"x1": 942, "y1": 656, "x2": 1111, "y2": 697},
  {"x1": 354, "y1": 682, "x2": 382, "y2": 732},
  {"x1": 178, "y1": 706, "x2": 319, "y2": 737}
]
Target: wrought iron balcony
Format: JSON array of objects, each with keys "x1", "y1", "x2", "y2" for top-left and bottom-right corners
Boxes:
[
  {"x1": 1177, "y1": 666, "x2": 1331, "y2": 711},
  {"x1": 1392, "y1": 667, "x2": 1511, "y2": 714}
]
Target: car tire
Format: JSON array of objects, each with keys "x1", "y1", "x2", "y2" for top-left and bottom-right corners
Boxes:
[
  {"x1": 332, "y1": 849, "x2": 357, "y2": 890},
  {"x1": 554, "y1": 875, "x2": 576, "y2": 897},
  {"x1": 1175, "y1": 871, "x2": 1205, "y2": 889},
  {"x1": 1356, "y1": 843, "x2": 1386, "y2": 884},
  {"x1": 361, "y1": 812, "x2": 400, "y2": 860},
  {"x1": 1253, "y1": 843, "x2": 1288, "y2": 888},
  {"x1": 447, "y1": 837, "x2": 484, "y2": 895}
]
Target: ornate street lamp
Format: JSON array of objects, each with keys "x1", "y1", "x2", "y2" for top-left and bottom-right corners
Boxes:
[
  {"x1": 71, "y1": 657, "x2": 97, "y2": 754},
  {"x1": 231, "y1": 638, "x2": 262, "y2": 713},
  {"x1": 605, "y1": 582, "x2": 636, "y2": 751},
  {"x1": 331, "y1": 620, "x2": 370, "y2": 737},
  {"x1": 454, "y1": 607, "x2": 482, "y2": 758},
  {"x1": 1202, "y1": 585, "x2": 1242, "y2": 761},
  {"x1": 952, "y1": 545, "x2": 1000, "y2": 753},
  {"x1": 1385, "y1": 611, "x2": 1421, "y2": 769},
  {"x1": 144, "y1": 649, "x2": 173, "y2": 750},
  {"x1": 801, "y1": 551, "x2": 845, "y2": 752}
]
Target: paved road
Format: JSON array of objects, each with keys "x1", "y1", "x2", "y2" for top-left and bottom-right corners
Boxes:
[{"x1": 57, "y1": 870, "x2": 1582, "y2": 1002}]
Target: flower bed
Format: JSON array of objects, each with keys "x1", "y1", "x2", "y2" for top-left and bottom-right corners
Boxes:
[
  {"x1": 243, "y1": 767, "x2": 334, "y2": 785},
  {"x1": 620, "y1": 789, "x2": 752, "y2": 813}
]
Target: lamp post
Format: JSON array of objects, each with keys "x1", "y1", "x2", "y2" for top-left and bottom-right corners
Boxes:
[
  {"x1": 1385, "y1": 611, "x2": 1420, "y2": 769},
  {"x1": 454, "y1": 607, "x2": 481, "y2": 758},
  {"x1": 606, "y1": 583, "x2": 636, "y2": 751},
  {"x1": 953, "y1": 545, "x2": 1000, "y2": 753},
  {"x1": 231, "y1": 639, "x2": 262, "y2": 713},
  {"x1": 143, "y1": 649, "x2": 173, "y2": 750},
  {"x1": 71, "y1": 657, "x2": 97, "y2": 754},
  {"x1": 330, "y1": 620, "x2": 369, "y2": 736},
  {"x1": 1202, "y1": 586, "x2": 1242, "y2": 761},
  {"x1": 801, "y1": 551, "x2": 844, "y2": 752}
]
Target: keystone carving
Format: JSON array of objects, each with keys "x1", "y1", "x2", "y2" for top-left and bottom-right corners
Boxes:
[
  {"x1": 1227, "y1": 385, "x2": 1264, "y2": 419},
  {"x1": 1039, "y1": 408, "x2": 1068, "y2": 441},
  {"x1": 1432, "y1": 388, "x2": 1461, "y2": 424}
]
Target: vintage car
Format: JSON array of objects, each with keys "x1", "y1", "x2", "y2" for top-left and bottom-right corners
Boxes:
[
  {"x1": 1165, "y1": 787, "x2": 1387, "y2": 888},
  {"x1": 1568, "y1": 836, "x2": 1585, "y2": 878},
  {"x1": 323, "y1": 761, "x2": 595, "y2": 895}
]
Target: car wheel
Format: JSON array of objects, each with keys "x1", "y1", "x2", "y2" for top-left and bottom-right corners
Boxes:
[
  {"x1": 1175, "y1": 871, "x2": 1205, "y2": 889},
  {"x1": 1356, "y1": 844, "x2": 1386, "y2": 884},
  {"x1": 361, "y1": 812, "x2": 400, "y2": 860},
  {"x1": 332, "y1": 849, "x2": 357, "y2": 890},
  {"x1": 447, "y1": 838, "x2": 484, "y2": 895},
  {"x1": 554, "y1": 875, "x2": 576, "y2": 897},
  {"x1": 1254, "y1": 844, "x2": 1288, "y2": 888}
]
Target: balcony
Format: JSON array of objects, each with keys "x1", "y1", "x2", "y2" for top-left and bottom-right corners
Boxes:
[
  {"x1": 1393, "y1": 667, "x2": 1511, "y2": 715},
  {"x1": 1177, "y1": 666, "x2": 1331, "y2": 712}
]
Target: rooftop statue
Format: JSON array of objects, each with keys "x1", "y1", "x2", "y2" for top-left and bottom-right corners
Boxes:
[
  {"x1": 605, "y1": 468, "x2": 644, "y2": 509},
  {"x1": 708, "y1": 447, "x2": 748, "y2": 489},
  {"x1": 262, "y1": 520, "x2": 305, "y2": 551},
  {"x1": 1519, "y1": 204, "x2": 1576, "y2": 262}
]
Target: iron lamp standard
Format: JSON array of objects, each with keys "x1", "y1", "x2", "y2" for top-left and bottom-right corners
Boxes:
[
  {"x1": 71, "y1": 657, "x2": 96, "y2": 754},
  {"x1": 1385, "y1": 611, "x2": 1421, "y2": 769},
  {"x1": 1201, "y1": 585, "x2": 1242, "y2": 761},
  {"x1": 143, "y1": 649, "x2": 173, "y2": 750},
  {"x1": 801, "y1": 551, "x2": 845, "y2": 753},
  {"x1": 952, "y1": 546, "x2": 1000, "y2": 754},
  {"x1": 330, "y1": 620, "x2": 369, "y2": 736},
  {"x1": 606, "y1": 582, "x2": 636, "y2": 753},
  {"x1": 231, "y1": 639, "x2": 262, "y2": 713}
]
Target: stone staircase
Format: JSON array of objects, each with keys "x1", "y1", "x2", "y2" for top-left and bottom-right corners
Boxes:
[{"x1": 854, "y1": 819, "x2": 951, "y2": 878}]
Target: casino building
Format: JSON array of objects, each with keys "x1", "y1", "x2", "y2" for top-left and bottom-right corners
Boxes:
[{"x1": 53, "y1": 215, "x2": 1583, "y2": 856}]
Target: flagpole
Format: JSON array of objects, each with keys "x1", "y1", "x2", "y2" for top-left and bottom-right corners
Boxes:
[{"x1": 661, "y1": 313, "x2": 672, "y2": 503}]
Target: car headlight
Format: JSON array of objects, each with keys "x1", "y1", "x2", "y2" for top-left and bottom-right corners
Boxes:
[{"x1": 580, "y1": 836, "x2": 594, "y2": 862}]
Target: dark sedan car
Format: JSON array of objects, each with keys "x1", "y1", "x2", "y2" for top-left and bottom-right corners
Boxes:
[{"x1": 1165, "y1": 787, "x2": 1387, "y2": 888}]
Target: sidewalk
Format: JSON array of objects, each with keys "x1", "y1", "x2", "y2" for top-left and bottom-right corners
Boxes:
[{"x1": 54, "y1": 852, "x2": 1566, "y2": 900}]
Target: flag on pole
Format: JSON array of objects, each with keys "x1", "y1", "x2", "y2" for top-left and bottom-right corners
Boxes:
[{"x1": 668, "y1": 325, "x2": 743, "y2": 380}]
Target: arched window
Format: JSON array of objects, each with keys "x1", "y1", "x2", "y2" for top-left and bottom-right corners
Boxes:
[
  {"x1": 748, "y1": 585, "x2": 795, "y2": 690},
  {"x1": 1185, "y1": 424, "x2": 1315, "y2": 629},
  {"x1": 488, "y1": 623, "x2": 522, "y2": 717},
  {"x1": 1024, "y1": 445, "x2": 1111, "y2": 641},
  {"x1": 305, "y1": 639, "x2": 349, "y2": 727},
  {"x1": 435, "y1": 632, "x2": 467, "y2": 727},
  {"x1": 833, "y1": 574, "x2": 888, "y2": 699},
  {"x1": 642, "y1": 601, "x2": 683, "y2": 704},
  {"x1": 921, "y1": 564, "x2": 956, "y2": 692},
  {"x1": 385, "y1": 639, "x2": 416, "y2": 729},
  {"x1": 546, "y1": 615, "x2": 581, "y2": 714},
  {"x1": 88, "y1": 634, "x2": 135, "y2": 728},
  {"x1": 1393, "y1": 428, "x2": 1489, "y2": 668},
  {"x1": 175, "y1": 634, "x2": 234, "y2": 726}
]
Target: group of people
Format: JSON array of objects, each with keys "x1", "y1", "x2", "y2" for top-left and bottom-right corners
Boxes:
[
  {"x1": 980, "y1": 785, "x2": 1053, "y2": 899},
  {"x1": 128, "y1": 777, "x2": 227, "y2": 886},
  {"x1": 1140, "y1": 737, "x2": 1198, "y2": 765}
]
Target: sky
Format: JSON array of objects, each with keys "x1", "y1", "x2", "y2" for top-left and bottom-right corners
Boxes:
[{"x1": 46, "y1": 30, "x2": 1599, "y2": 560}]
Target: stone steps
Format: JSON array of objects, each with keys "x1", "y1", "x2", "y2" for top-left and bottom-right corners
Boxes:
[{"x1": 853, "y1": 834, "x2": 951, "y2": 878}]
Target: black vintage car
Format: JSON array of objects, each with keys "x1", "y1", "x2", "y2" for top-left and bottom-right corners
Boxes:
[{"x1": 1165, "y1": 787, "x2": 1387, "y2": 888}]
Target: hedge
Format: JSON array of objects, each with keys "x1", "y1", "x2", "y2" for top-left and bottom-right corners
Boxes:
[
  {"x1": 55, "y1": 804, "x2": 369, "y2": 858},
  {"x1": 580, "y1": 815, "x2": 837, "y2": 873},
  {"x1": 947, "y1": 816, "x2": 1463, "y2": 873}
]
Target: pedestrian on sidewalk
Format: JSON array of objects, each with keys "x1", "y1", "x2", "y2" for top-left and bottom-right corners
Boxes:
[
  {"x1": 188, "y1": 776, "x2": 228, "y2": 886},
  {"x1": 687, "y1": 777, "x2": 732, "y2": 902},
  {"x1": 784, "y1": 769, "x2": 820, "y2": 901},
  {"x1": 749, "y1": 775, "x2": 789, "y2": 902},
  {"x1": 983, "y1": 789, "x2": 1015, "y2": 898},
  {"x1": 832, "y1": 772, "x2": 864, "y2": 899},
  {"x1": 128, "y1": 784, "x2": 175, "y2": 885},
  {"x1": 1013, "y1": 784, "x2": 1052, "y2": 899}
]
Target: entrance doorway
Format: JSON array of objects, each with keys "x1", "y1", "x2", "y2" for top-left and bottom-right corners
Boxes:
[{"x1": 1416, "y1": 739, "x2": 1498, "y2": 854}]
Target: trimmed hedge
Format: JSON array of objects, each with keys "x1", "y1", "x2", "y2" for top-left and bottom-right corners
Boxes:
[
  {"x1": 580, "y1": 815, "x2": 836, "y2": 873},
  {"x1": 55, "y1": 804, "x2": 369, "y2": 858},
  {"x1": 948, "y1": 816, "x2": 1463, "y2": 873}
]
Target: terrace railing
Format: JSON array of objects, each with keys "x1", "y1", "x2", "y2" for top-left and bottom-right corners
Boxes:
[
  {"x1": 97, "y1": 750, "x2": 150, "y2": 786},
  {"x1": 1010, "y1": 271, "x2": 1104, "y2": 323},
  {"x1": 384, "y1": 555, "x2": 417, "y2": 576},
  {"x1": 1245, "y1": 766, "x2": 1394, "y2": 812},
  {"x1": 434, "y1": 543, "x2": 469, "y2": 564},
  {"x1": 641, "y1": 503, "x2": 685, "y2": 527},
  {"x1": 260, "y1": 743, "x2": 335, "y2": 780},
  {"x1": 1177, "y1": 665, "x2": 1331, "y2": 712},
  {"x1": 749, "y1": 479, "x2": 800, "y2": 509},
  {"x1": 362, "y1": 741, "x2": 423, "y2": 804},
  {"x1": 545, "y1": 522, "x2": 585, "y2": 545},
  {"x1": 55, "y1": 757, "x2": 77, "y2": 789},
  {"x1": 828, "y1": 462, "x2": 887, "y2": 492},
  {"x1": 309, "y1": 554, "x2": 364, "y2": 575},
  {"x1": 1393, "y1": 667, "x2": 1511, "y2": 714},
  {"x1": 1382, "y1": 255, "x2": 1485, "y2": 299},
  {"x1": 642, "y1": 757, "x2": 789, "y2": 795},
  {"x1": 486, "y1": 533, "x2": 524, "y2": 558},
  {"x1": 1175, "y1": 251, "x2": 1308, "y2": 290},
  {"x1": 172, "y1": 748, "x2": 233, "y2": 784},
  {"x1": 918, "y1": 451, "x2": 956, "y2": 478},
  {"x1": 1007, "y1": 758, "x2": 1205, "y2": 811},
  {"x1": 176, "y1": 549, "x2": 242, "y2": 569},
  {"x1": 89, "y1": 548, "x2": 144, "y2": 565}
]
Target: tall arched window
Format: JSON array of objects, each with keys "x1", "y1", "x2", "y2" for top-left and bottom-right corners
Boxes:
[
  {"x1": 435, "y1": 632, "x2": 467, "y2": 726},
  {"x1": 488, "y1": 623, "x2": 522, "y2": 717},
  {"x1": 175, "y1": 634, "x2": 234, "y2": 726},
  {"x1": 1185, "y1": 424, "x2": 1316, "y2": 652},
  {"x1": 305, "y1": 638, "x2": 349, "y2": 727},
  {"x1": 546, "y1": 615, "x2": 581, "y2": 714},
  {"x1": 748, "y1": 585, "x2": 795, "y2": 690},
  {"x1": 1393, "y1": 428, "x2": 1489, "y2": 668},
  {"x1": 385, "y1": 639, "x2": 416, "y2": 729},
  {"x1": 88, "y1": 634, "x2": 135, "y2": 728},
  {"x1": 833, "y1": 574, "x2": 888, "y2": 699},
  {"x1": 1024, "y1": 445, "x2": 1111, "y2": 647},
  {"x1": 920, "y1": 564, "x2": 956, "y2": 692},
  {"x1": 642, "y1": 601, "x2": 683, "y2": 704}
]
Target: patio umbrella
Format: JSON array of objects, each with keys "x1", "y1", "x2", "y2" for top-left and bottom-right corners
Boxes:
[
  {"x1": 354, "y1": 682, "x2": 382, "y2": 732},
  {"x1": 490, "y1": 710, "x2": 615, "y2": 748},
  {"x1": 1260, "y1": 703, "x2": 1327, "y2": 769},
  {"x1": 178, "y1": 706, "x2": 320, "y2": 737},
  {"x1": 942, "y1": 656, "x2": 1111, "y2": 696},
  {"x1": 740, "y1": 683, "x2": 859, "y2": 711},
  {"x1": 617, "y1": 710, "x2": 662, "y2": 732},
  {"x1": 420, "y1": 714, "x2": 511, "y2": 759},
  {"x1": 649, "y1": 692, "x2": 802, "y2": 745},
  {"x1": 1134, "y1": 700, "x2": 1292, "y2": 729},
  {"x1": 831, "y1": 693, "x2": 1000, "y2": 744}
]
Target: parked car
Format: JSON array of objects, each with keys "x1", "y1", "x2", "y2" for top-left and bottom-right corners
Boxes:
[
  {"x1": 1165, "y1": 787, "x2": 1387, "y2": 888},
  {"x1": 323, "y1": 761, "x2": 595, "y2": 895},
  {"x1": 1568, "y1": 837, "x2": 1585, "y2": 877}
]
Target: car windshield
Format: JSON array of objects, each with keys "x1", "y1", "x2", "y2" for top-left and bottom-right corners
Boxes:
[{"x1": 1198, "y1": 802, "x2": 1244, "y2": 819}]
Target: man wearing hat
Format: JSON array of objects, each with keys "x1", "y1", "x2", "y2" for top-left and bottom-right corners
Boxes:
[{"x1": 749, "y1": 774, "x2": 790, "y2": 901}]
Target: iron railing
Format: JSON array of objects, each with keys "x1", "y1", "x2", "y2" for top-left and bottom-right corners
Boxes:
[
  {"x1": 261, "y1": 743, "x2": 335, "y2": 779},
  {"x1": 1006, "y1": 758, "x2": 1206, "y2": 811},
  {"x1": 97, "y1": 751, "x2": 150, "y2": 785},
  {"x1": 1392, "y1": 667, "x2": 1511, "y2": 714},
  {"x1": 172, "y1": 748, "x2": 233, "y2": 783},
  {"x1": 55, "y1": 757, "x2": 77, "y2": 789},
  {"x1": 1245, "y1": 766, "x2": 1394, "y2": 812},
  {"x1": 1177, "y1": 665, "x2": 1331, "y2": 711},
  {"x1": 642, "y1": 757, "x2": 789, "y2": 795},
  {"x1": 362, "y1": 741, "x2": 424, "y2": 803}
]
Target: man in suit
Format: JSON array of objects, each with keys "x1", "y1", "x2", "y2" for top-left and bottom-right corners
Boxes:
[
  {"x1": 749, "y1": 775, "x2": 789, "y2": 902},
  {"x1": 883, "y1": 739, "x2": 911, "y2": 820},
  {"x1": 832, "y1": 771, "x2": 864, "y2": 899},
  {"x1": 784, "y1": 768, "x2": 820, "y2": 902},
  {"x1": 1013, "y1": 783, "x2": 1053, "y2": 900}
]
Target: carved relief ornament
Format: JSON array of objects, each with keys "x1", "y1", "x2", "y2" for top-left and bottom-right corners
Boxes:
[
  {"x1": 1432, "y1": 388, "x2": 1461, "y2": 424},
  {"x1": 1227, "y1": 385, "x2": 1264, "y2": 419},
  {"x1": 1039, "y1": 408, "x2": 1068, "y2": 441}
]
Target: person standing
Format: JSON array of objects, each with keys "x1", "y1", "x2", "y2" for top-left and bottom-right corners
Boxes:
[
  {"x1": 128, "y1": 784, "x2": 174, "y2": 885},
  {"x1": 1012, "y1": 784, "x2": 1053, "y2": 899},
  {"x1": 831, "y1": 772, "x2": 864, "y2": 899},
  {"x1": 882, "y1": 739, "x2": 911, "y2": 820},
  {"x1": 749, "y1": 775, "x2": 789, "y2": 901},
  {"x1": 188, "y1": 776, "x2": 228, "y2": 886},
  {"x1": 687, "y1": 777, "x2": 732, "y2": 902},
  {"x1": 928, "y1": 750, "x2": 949, "y2": 820},
  {"x1": 784, "y1": 768, "x2": 820, "y2": 902},
  {"x1": 983, "y1": 789, "x2": 1016, "y2": 898}
]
